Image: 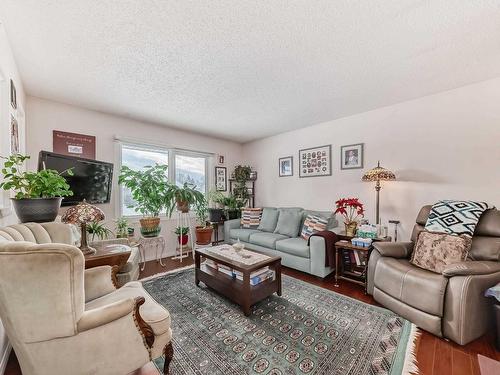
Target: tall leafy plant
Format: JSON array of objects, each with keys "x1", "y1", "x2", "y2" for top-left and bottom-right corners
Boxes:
[
  {"x1": 0, "y1": 154, "x2": 73, "y2": 199},
  {"x1": 118, "y1": 164, "x2": 169, "y2": 217},
  {"x1": 165, "y1": 182, "x2": 205, "y2": 217}
]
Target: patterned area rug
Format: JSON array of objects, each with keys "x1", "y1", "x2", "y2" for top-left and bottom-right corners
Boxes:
[{"x1": 142, "y1": 268, "x2": 418, "y2": 374}]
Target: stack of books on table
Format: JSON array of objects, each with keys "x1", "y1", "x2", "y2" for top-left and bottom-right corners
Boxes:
[{"x1": 204, "y1": 259, "x2": 274, "y2": 286}]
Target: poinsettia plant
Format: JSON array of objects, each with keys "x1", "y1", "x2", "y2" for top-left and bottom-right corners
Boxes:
[{"x1": 334, "y1": 197, "x2": 365, "y2": 223}]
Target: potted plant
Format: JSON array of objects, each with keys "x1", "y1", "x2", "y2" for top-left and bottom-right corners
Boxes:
[
  {"x1": 223, "y1": 194, "x2": 246, "y2": 220},
  {"x1": 0, "y1": 154, "x2": 73, "y2": 223},
  {"x1": 334, "y1": 197, "x2": 365, "y2": 237},
  {"x1": 118, "y1": 164, "x2": 169, "y2": 237},
  {"x1": 87, "y1": 221, "x2": 112, "y2": 242},
  {"x1": 195, "y1": 199, "x2": 213, "y2": 245},
  {"x1": 165, "y1": 182, "x2": 205, "y2": 216},
  {"x1": 115, "y1": 217, "x2": 128, "y2": 238},
  {"x1": 232, "y1": 165, "x2": 252, "y2": 204},
  {"x1": 207, "y1": 189, "x2": 225, "y2": 222},
  {"x1": 174, "y1": 226, "x2": 190, "y2": 246}
]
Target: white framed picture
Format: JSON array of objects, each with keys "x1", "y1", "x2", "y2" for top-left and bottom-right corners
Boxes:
[
  {"x1": 299, "y1": 145, "x2": 332, "y2": 177},
  {"x1": 279, "y1": 156, "x2": 293, "y2": 177},
  {"x1": 215, "y1": 166, "x2": 227, "y2": 191},
  {"x1": 341, "y1": 143, "x2": 364, "y2": 170}
]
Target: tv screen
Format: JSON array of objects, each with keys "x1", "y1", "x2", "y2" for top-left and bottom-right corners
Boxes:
[{"x1": 38, "y1": 151, "x2": 113, "y2": 206}]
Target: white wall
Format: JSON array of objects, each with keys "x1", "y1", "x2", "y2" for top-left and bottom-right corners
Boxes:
[
  {"x1": 26, "y1": 96, "x2": 243, "y2": 256},
  {"x1": 243, "y1": 77, "x2": 500, "y2": 241},
  {"x1": 0, "y1": 22, "x2": 26, "y2": 375}
]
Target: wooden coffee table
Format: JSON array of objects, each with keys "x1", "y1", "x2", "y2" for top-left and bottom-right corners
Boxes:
[{"x1": 195, "y1": 246, "x2": 282, "y2": 316}]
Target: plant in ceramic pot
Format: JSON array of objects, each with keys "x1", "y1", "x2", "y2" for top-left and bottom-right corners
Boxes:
[
  {"x1": 165, "y1": 182, "x2": 205, "y2": 217},
  {"x1": 223, "y1": 194, "x2": 246, "y2": 220},
  {"x1": 174, "y1": 226, "x2": 190, "y2": 246},
  {"x1": 0, "y1": 154, "x2": 73, "y2": 223},
  {"x1": 207, "y1": 189, "x2": 225, "y2": 222},
  {"x1": 334, "y1": 197, "x2": 365, "y2": 237},
  {"x1": 86, "y1": 221, "x2": 112, "y2": 242},
  {"x1": 115, "y1": 217, "x2": 129, "y2": 238},
  {"x1": 118, "y1": 164, "x2": 169, "y2": 237},
  {"x1": 195, "y1": 199, "x2": 213, "y2": 245}
]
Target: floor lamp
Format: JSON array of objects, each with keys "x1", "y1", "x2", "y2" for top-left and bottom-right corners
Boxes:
[{"x1": 362, "y1": 161, "x2": 396, "y2": 224}]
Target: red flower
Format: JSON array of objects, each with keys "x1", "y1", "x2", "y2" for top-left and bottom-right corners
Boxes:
[{"x1": 333, "y1": 197, "x2": 364, "y2": 223}]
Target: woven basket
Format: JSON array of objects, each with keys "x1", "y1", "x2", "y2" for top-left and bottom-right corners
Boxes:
[{"x1": 140, "y1": 217, "x2": 160, "y2": 230}]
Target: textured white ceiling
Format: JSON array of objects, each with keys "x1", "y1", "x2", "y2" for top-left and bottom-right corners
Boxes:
[{"x1": 1, "y1": 1, "x2": 500, "y2": 142}]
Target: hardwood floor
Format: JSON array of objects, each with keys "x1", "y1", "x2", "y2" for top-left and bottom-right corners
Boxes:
[{"x1": 5, "y1": 255, "x2": 499, "y2": 375}]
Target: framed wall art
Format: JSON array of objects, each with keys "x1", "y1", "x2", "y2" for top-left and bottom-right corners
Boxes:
[
  {"x1": 279, "y1": 156, "x2": 293, "y2": 177},
  {"x1": 53, "y1": 130, "x2": 96, "y2": 159},
  {"x1": 299, "y1": 145, "x2": 332, "y2": 177},
  {"x1": 215, "y1": 166, "x2": 227, "y2": 191},
  {"x1": 10, "y1": 79, "x2": 16, "y2": 109},
  {"x1": 340, "y1": 143, "x2": 364, "y2": 170}
]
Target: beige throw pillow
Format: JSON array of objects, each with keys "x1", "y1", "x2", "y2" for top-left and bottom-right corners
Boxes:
[{"x1": 410, "y1": 231, "x2": 472, "y2": 273}]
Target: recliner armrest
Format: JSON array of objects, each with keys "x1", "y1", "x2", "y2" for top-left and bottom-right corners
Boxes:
[
  {"x1": 442, "y1": 261, "x2": 500, "y2": 277},
  {"x1": 84, "y1": 266, "x2": 117, "y2": 302},
  {"x1": 372, "y1": 242, "x2": 413, "y2": 258}
]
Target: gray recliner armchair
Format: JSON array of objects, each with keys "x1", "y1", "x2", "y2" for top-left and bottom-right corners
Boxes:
[{"x1": 367, "y1": 205, "x2": 500, "y2": 345}]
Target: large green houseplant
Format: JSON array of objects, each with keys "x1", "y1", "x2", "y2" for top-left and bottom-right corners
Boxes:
[
  {"x1": 118, "y1": 164, "x2": 169, "y2": 237},
  {"x1": 0, "y1": 154, "x2": 73, "y2": 223},
  {"x1": 194, "y1": 198, "x2": 213, "y2": 245},
  {"x1": 223, "y1": 194, "x2": 246, "y2": 220},
  {"x1": 165, "y1": 182, "x2": 205, "y2": 217}
]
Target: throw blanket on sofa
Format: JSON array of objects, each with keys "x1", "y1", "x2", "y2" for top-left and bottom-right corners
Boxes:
[
  {"x1": 425, "y1": 200, "x2": 493, "y2": 237},
  {"x1": 308, "y1": 231, "x2": 338, "y2": 267}
]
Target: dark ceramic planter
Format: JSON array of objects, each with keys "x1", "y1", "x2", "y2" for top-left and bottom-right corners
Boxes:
[
  {"x1": 226, "y1": 209, "x2": 241, "y2": 220},
  {"x1": 12, "y1": 197, "x2": 63, "y2": 223},
  {"x1": 208, "y1": 208, "x2": 223, "y2": 222}
]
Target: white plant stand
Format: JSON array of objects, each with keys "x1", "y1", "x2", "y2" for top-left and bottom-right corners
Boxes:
[
  {"x1": 137, "y1": 235, "x2": 166, "y2": 271},
  {"x1": 173, "y1": 211, "x2": 195, "y2": 262}
]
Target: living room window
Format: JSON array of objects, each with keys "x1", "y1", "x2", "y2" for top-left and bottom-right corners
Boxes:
[{"x1": 119, "y1": 143, "x2": 209, "y2": 217}]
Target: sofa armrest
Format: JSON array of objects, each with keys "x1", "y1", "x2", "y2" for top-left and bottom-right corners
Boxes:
[
  {"x1": 223, "y1": 219, "x2": 241, "y2": 243},
  {"x1": 442, "y1": 261, "x2": 500, "y2": 277},
  {"x1": 84, "y1": 266, "x2": 117, "y2": 302},
  {"x1": 78, "y1": 297, "x2": 136, "y2": 332},
  {"x1": 373, "y1": 242, "x2": 413, "y2": 258}
]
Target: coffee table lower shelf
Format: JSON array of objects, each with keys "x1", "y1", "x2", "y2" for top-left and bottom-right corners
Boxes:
[{"x1": 195, "y1": 257, "x2": 281, "y2": 316}]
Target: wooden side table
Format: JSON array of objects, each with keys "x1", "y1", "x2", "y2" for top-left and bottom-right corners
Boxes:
[
  {"x1": 85, "y1": 243, "x2": 131, "y2": 270},
  {"x1": 209, "y1": 220, "x2": 225, "y2": 245},
  {"x1": 334, "y1": 235, "x2": 391, "y2": 293}
]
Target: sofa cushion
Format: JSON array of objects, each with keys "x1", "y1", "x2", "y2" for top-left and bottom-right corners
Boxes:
[
  {"x1": 274, "y1": 208, "x2": 303, "y2": 237},
  {"x1": 241, "y1": 208, "x2": 263, "y2": 229},
  {"x1": 276, "y1": 237, "x2": 310, "y2": 258},
  {"x1": 374, "y1": 257, "x2": 448, "y2": 316},
  {"x1": 230, "y1": 228, "x2": 261, "y2": 242},
  {"x1": 249, "y1": 232, "x2": 289, "y2": 249},
  {"x1": 300, "y1": 214, "x2": 328, "y2": 240},
  {"x1": 410, "y1": 231, "x2": 471, "y2": 273},
  {"x1": 257, "y1": 208, "x2": 280, "y2": 232},
  {"x1": 302, "y1": 210, "x2": 337, "y2": 230}
]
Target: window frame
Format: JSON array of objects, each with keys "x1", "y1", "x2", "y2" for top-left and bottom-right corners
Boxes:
[{"x1": 117, "y1": 142, "x2": 211, "y2": 218}]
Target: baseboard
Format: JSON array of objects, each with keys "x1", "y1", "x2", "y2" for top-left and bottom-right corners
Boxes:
[{"x1": 0, "y1": 343, "x2": 12, "y2": 375}]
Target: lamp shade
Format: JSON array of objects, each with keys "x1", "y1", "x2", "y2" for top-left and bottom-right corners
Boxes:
[
  {"x1": 61, "y1": 199, "x2": 105, "y2": 224},
  {"x1": 362, "y1": 161, "x2": 396, "y2": 182}
]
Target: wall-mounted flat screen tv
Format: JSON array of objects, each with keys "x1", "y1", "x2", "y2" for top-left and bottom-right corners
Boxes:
[{"x1": 38, "y1": 151, "x2": 113, "y2": 206}]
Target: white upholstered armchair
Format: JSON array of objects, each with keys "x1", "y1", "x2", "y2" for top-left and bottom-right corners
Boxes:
[{"x1": 0, "y1": 222, "x2": 173, "y2": 375}]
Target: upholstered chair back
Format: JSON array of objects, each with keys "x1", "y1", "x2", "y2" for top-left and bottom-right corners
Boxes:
[
  {"x1": 0, "y1": 223, "x2": 84, "y2": 344},
  {"x1": 411, "y1": 205, "x2": 500, "y2": 261}
]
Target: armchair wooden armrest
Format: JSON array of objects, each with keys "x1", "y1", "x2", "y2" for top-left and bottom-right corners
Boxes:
[
  {"x1": 84, "y1": 265, "x2": 119, "y2": 302},
  {"x1": 442, "y1": 261, "x2": 500, "y2": 277},
  {"x1": 78, "y1": 296, "x2": 155, "y2": 349}
]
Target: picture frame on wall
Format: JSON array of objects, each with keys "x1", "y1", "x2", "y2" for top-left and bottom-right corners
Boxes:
[
  {"x1": 340, "y1": 143, "x2": 364, "y2": 170},
  {"x1": 299, "y1": 145, "x2": 332, "y2": 177},
  {"x1": 279, "y1": 156, "x2": 293, "y2": 177},
  {"x1": 215, "y1": 166, "x2": 227, "y2": 191},
  {"x1": 10, "y1": 79, "x2": 17, "y2": 109},
  {"x1": 10, "y1": 115, "x2": 20, "y2": 154}
]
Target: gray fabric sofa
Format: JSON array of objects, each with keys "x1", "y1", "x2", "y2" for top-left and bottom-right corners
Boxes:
[{"x1": 224, "y1": 207, "x2": 338, "y2": 278}]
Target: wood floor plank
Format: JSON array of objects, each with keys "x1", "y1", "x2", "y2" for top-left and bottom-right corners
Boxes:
[
  {"x1": 433, "y1": 338, "x2": 453, "y2": 375},
  {"x1": 416, "y1": 331, "x2": 436, "y2": 375},
  {"x1": 452, "y1": 347, "x2": 473, "y2": 375}
]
